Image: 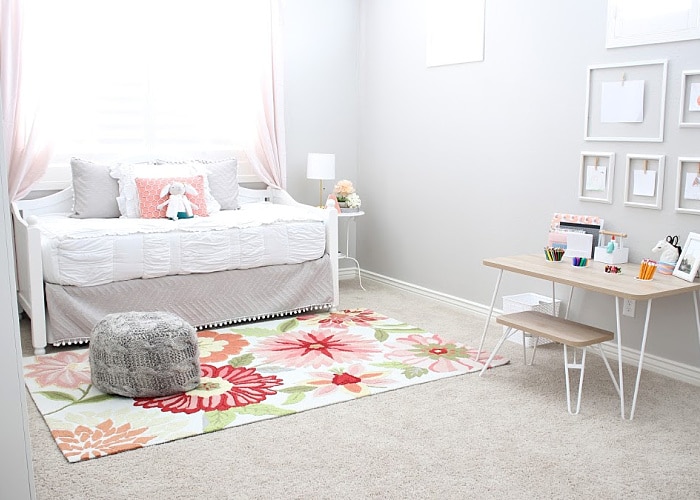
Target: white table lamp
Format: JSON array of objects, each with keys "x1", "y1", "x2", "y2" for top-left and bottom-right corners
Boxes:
[{"x1": 307, "y1": 153, "x2": 336, "y2": 207}]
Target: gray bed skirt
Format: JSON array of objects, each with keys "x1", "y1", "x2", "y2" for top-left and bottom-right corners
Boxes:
[{"x1": 44, "y1": 255, "x2": 334, "y2": 346}]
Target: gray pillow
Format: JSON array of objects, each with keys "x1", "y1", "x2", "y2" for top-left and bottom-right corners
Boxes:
[{"x1": 70, "y1": 158, "x2": 121, "y2": 218}]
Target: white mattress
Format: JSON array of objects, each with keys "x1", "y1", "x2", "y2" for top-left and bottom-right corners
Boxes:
[{"x1": 35, "y1": 202, "x2": 327, "y2": 287}]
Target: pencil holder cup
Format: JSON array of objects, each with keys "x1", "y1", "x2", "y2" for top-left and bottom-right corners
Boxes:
[
  {"x1": 571, "y1": 256, "x2": 588, "y2": 268},
  {"x1": 544, "y1": 247, "x2": 564, "y2": 262},
  {"x1": 636, "y1": 260, "x2": 657, "y2": 281}
]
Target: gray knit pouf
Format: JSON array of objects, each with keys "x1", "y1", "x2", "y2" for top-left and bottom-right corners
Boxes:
[{"x1": 89, "y1": 311, "x2": 201, "y2": 398}]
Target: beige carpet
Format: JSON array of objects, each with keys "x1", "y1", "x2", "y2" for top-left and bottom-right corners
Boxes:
[{"x1": 22, "y1": 278, "x2": 700, "y2": 499}]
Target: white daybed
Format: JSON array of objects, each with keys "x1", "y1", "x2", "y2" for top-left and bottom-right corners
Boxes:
[{"x1": 12, "y1": 163, "x2": 339, "y2": 355}]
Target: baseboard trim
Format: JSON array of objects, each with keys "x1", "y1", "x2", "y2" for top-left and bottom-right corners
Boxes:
[{"x1": 359, "y1": 270, "x2": 700, "y2": 387}]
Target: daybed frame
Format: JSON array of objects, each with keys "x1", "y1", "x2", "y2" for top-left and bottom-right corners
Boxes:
[{"x1": 12, "y1": 185, "x2": 339, "y2": 355}]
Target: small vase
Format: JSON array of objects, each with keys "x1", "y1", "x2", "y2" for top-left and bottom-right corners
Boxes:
[{"x1": 338, "y1": 201, "x2": 348, "y2": 208}]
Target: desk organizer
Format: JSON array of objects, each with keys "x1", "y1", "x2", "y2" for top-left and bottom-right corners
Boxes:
[{"x1": 594, "y1": 230, "x2": 629, "y2": 265}]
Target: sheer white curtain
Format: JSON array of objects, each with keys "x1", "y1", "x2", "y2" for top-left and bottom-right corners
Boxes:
[
  {"x1": 11, "y1": 0, "x2": 286, "y2": 191},
  {"x1": 246, "y1": 0, "x2": 287, "y2": 189},
  {"x1": 1, "y1": 0, "x2": 52, "y2": 202}
]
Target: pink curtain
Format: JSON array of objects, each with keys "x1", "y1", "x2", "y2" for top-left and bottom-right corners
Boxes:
[
  {"x1": 1, "y1": 0, "x2": 52, "y2": 202},
  {"x1": 246, "y1": 0, "x2": 287, "y2": 190}
]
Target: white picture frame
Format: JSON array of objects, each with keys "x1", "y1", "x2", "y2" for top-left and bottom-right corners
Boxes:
[
  {"x1": 679, "y1": 70, "x2": 700, "y2": 128},
  {"x1": 579, "y1": 152, "x2": 615, "y2": 204},
  {"x1": 673, "y1": 232, "x2": 700, "y2": 282},
  {"x1": 623, "y1": 154, "x2": 665, "y2": 210},
  {"x1": 675, "y1": 157, "x2": 700, "y2": 215},
  {"x1": 606, "y1": 1, "x2": 700, "y2": 49},
  {"x1": 584, "y1": 60, "x2": 668, "y2": 142}
]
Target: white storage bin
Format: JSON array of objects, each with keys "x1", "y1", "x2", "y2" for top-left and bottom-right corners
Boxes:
[{"x1": 502, "y1": 293, "x2": 562, "y2": 347}]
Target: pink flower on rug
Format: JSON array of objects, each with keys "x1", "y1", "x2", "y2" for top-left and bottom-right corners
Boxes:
[
  {"x1": 197, "y1": 330, "x2": 249, "y2": 363},
  {"x1": 385, "y1": 334, "x2": 476, "y2": 372},
  {"x1": 52, "y1": 419, "x2": 155, "y2": 461},
  {"x1": 252, "y1": 329, "x2": 380, "y2": 368},
  {"x1": 23, "y1": 350, "x2": 91, "y2": 388},
  {"x1": 306, "y1": 364, "x2": 396, "y2": 397},
  {"x1": 297, "y1": 309, "x2": 388, "y2": 328},
  {"x1": 133, "y1": 364, "x2": 283, "y2": 414}
]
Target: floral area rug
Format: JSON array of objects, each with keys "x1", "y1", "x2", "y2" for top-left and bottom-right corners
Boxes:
[{"x1": 23, "y1": 309, "x2": 509, "y2": 463}]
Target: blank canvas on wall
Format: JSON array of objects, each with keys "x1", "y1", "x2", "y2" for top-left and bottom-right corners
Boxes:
[
  {"x1": 606, "y1": 0, "x2": 700, "y2": 48},
  {"x1": 426, "y1": 0, "x2": 485, "y2": 67}
]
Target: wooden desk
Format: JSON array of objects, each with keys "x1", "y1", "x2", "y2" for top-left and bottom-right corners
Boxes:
[{"x1": 478, "y1": 253, "x2": 700, "y2": 419}]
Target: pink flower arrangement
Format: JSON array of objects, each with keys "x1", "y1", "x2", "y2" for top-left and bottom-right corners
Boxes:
[{"x1": 333, "y1": 179, "x2": 355, "y2": 201}]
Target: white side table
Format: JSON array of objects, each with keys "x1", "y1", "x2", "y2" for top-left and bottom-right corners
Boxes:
[{"x1": 338, "y1": 210, "x2": 365, "y2": 290}]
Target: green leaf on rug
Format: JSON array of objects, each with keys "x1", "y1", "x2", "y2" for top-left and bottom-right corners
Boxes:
[
  {"x1": 205, "y1": 404, "x2": 298, "y2": 432},
  {"x1": 279, "y1": 385, "x2": 315, "y2": 405},
  {"x1": 73, "y1": 394, "x2": 114, "y2": 405},
  {"x1": 36, "y1": 391, "x2": 80, "y2": 402},
  {"x1": 277, "y1": 318, "x2": 299, "y2": 332},
  {"x1": 373, "y1": 326, "x2": 426, "y2": 342},
  {"x1": 231, "y1": 327, "x2": 279, "y2": 337},
  {"x1": 372, "y1": 361, "x2": 429, "y2": 379},
  {"x1": 228, "y1": 353, "x2": 255, "y2": 367}
]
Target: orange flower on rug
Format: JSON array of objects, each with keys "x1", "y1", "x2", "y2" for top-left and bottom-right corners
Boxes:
[{"x1": 23, "y1": 309, "x2": 509, "y2": 462}]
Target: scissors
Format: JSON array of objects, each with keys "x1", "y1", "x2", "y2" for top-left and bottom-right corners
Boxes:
[{"x1": 667, "y1": 235, "x2": 682, "y2": 254}]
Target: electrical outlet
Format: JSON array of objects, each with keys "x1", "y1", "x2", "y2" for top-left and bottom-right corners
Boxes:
[{"x1": 623, "y1": 299, "x2": 636, "y2": 317}]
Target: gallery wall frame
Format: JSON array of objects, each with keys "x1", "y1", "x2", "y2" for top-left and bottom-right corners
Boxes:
[
  {"x1": 584, "y1": 60, "x2": 668, "y2": 142},
  {"x1": 623, "y1": 154, "x2": 665, "y2": 210},
  {"x1": 579, "y1": 151, "x2": 615, "y2": 204},
  {"x1": 675, "y1": 157, "x2": 700, "y2": 215},
  {"x1": 673, "y1": 232, "x2": 700, "y2": 283},
  {"x1": 679, "y1": 70, "x2": 700, "y2": 128},
  {"x1": 606, "y1": 1, "x2": 700, "y2": 49}
]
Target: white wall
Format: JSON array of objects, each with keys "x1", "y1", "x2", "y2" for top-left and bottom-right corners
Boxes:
[
  {"x1": 353, "y1": 0, "x2": 700, "y2": 367},
  {"x1": 283, "y1": 0, "x2": 361, "y2": 206}
]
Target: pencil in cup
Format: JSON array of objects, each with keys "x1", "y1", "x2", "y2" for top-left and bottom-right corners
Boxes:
[
  {"x1": 637, "y1": 259, "x2": 657, "y2": 280},
  {"x1": 544, "y1": 247, "x2": 564, "y2": 262}
]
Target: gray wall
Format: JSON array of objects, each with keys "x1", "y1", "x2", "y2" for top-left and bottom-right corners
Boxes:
[
  {"x1": 283, "y1": 0, "x2": 361, "y2": 204},
  {"x1": 283, "y1": 0, "x2": 700, "y2": 369}
]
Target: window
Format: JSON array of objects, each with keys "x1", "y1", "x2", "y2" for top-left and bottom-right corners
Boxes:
[{"x1": 23, "y1": 0, "x2": 267, "y2": 186}]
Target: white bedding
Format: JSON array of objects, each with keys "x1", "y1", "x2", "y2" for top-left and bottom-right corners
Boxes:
[{"x1": 35, "y1": 202, "x2": 327, "y2": 287}]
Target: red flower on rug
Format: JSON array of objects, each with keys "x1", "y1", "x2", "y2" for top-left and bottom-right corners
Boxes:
[
  {"x1": 23, "y1": 349, "x2": 91, "y2": 388},
  {"x1": 385, "y1": 334, "x2": 477, "y2": 372},
  {"x1": 133, "y1": 364, "x2": 283, "y2": 414},
  {"x1": 298, "y1": 308, "x2": 388, "y2": 328},
  {"x1": 306, "y1": 364, "x2": 397, "y2": 397},
  {"x1": 52, "y1": 419, "x2": 155, "y2": 461},
  {"x1": 252, "y1": 329, "x2": 380, "y2": 368},
  {"x1": 197, "y1": 330, "x2": 249, "y2": 363}
]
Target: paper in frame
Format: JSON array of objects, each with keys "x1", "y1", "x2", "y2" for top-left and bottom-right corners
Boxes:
[
  {"x1": 584, "y1": 60, "x2": 667, "y2": 142},
  {"x1": 679, "y1": 70, "x2": 700, "y2": 128},
  {"x1": 674, "y1": 157, "x2": 700, "y2": 215},
  {"x1": 673, "y1": 232, "x2": 700, "y2": 282},
  {"x1": 623, "y1": 154, "x2": 664, "y2": 210},
  {"x1": 579, "y1": 152, "x2": 615, "y2": 203}
]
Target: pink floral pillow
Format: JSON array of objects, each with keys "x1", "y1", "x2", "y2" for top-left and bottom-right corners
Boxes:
[{"x1": 135, "y1": 175, "x2": 209, "y2": 219}]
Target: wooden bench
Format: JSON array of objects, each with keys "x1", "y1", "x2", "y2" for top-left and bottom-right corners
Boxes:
[{"x1": 480, "y1": 310, "x2": 619, "y2": 415}]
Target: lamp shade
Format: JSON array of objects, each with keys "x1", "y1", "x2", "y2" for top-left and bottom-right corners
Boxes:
[{"x1": 306, "y1": 153, "x2": 336, "y2": 180}]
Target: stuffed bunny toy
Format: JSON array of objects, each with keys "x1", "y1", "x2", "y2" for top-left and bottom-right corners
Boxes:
[{"x1": 157, "y1": 181, "x2": 199, "y2": 220}]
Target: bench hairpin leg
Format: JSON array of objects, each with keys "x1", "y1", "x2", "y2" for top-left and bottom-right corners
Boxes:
[
  {"x1": 480, "y1": 326, "x2": 515, "y2": 376},
  {"x1": 564, "y1": 344, "x2": 587, "y2": 415}
]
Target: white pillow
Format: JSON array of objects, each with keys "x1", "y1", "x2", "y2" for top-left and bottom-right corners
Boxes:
[
  {"x1": 156, "y1": 158, "x2": 239, "y2": 210},
  {"x1": 110, "y1": 163, "x2": 221, "y2": 218}
]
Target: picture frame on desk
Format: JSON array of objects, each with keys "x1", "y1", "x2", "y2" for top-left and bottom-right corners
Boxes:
[{"x1": 673, "y1": 232, "x2": 700, "y2": 282}]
